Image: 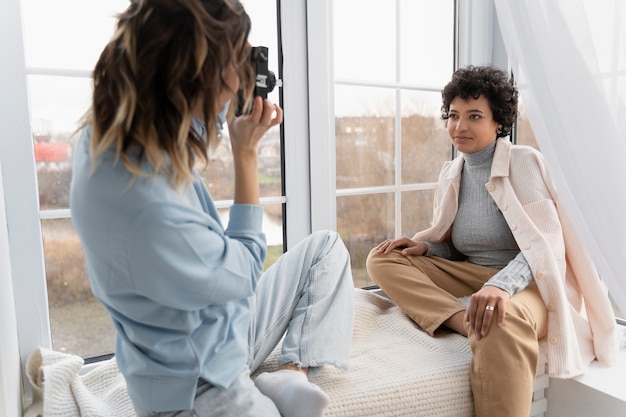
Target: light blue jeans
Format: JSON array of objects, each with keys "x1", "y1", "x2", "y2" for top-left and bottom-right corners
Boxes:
[{"x1": 134, "y1": 230, "x2": 354, "y2": 417}]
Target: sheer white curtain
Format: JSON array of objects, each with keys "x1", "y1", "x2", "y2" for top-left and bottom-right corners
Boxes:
[{"x1": 494, "y1": 0, "x2": 626, "y2": 316}]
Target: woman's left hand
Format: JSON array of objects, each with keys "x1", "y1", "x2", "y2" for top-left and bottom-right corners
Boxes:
[{"x1": 464, "y1": 285, "x2": 511, "y2": 340}]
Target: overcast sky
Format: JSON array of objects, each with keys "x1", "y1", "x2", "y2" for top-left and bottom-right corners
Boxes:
[
  {"x1": 21, "y1": 0, "x2": 282, "y2": 134},
  {"x1": 20, "y1": 0, "x2": 451, "y2": 133}
]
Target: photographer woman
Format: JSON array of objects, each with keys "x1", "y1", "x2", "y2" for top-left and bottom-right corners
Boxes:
[
  {"x1": 366, "y1": 65, "x2": 618, "y2": 417},
  {"x1": 70, "y1": 1, "x2": 353, "y2": 416}
]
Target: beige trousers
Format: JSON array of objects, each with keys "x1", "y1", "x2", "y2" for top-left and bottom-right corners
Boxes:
[{"x1": 366, "y1": 249, "x2": 548, "y2": 417}]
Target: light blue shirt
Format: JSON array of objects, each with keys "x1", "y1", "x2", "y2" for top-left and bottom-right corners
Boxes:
[{"x1": 70, "y1": 126, "x2": 266, "y2": 411}]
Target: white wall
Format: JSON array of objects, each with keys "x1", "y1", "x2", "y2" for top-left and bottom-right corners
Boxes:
[{"x1": 0, "y1": 161, "x2": 23, "y2": 417}]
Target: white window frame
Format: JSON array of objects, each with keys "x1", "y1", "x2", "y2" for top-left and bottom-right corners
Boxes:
[
  {"x1": 1, "y1": 0, "x2": 51, "y2": 410},
  {"x1": 305, "y1": 0, "x2": 338, "y2": 232},
  {"x1": 456, "y1": 0, "x2": 508, "y2": 69},
  {"x1": 280, "y1": 0, "x2": 314, "y2": 246},
  {"x1": 306, "y1": 0, "x2": 501, "y2": 235}
]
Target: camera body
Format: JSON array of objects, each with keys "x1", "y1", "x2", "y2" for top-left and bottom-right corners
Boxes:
[
  {"x1": 250, "y1": 46, "x2": 277, "y2": 99},
  {"x1": 236, "y1": 46, "x2": 279, "y2": 115}
]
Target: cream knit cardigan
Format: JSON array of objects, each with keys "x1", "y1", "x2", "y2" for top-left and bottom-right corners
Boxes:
[{"x1": 413, "y1": 138, "x2": 619, "y2": 378}]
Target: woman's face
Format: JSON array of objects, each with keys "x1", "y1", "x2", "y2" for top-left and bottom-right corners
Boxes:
[{"x1": 447, "y1": 95, "x2": 500, "y2": 154}]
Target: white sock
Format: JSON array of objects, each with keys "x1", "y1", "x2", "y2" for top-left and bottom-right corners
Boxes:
[{"x1": 254, "y1": 369, "x2": 330, "y2": 417}]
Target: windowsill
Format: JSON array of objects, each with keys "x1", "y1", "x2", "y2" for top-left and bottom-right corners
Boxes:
[{"x1": 571, "y1": 346, "x2": 626, "y2": 403}]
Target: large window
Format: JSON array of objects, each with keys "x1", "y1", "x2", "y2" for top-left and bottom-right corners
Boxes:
[
  {"x1": 15, "y1": 0, "x2": 284, "y2": 360},
  {"x1": 8, "y1": 1, "x2": 621, "y2": 413},
  {"x1": 332, "y1": 0, "x2": 455, "y2": 287}
]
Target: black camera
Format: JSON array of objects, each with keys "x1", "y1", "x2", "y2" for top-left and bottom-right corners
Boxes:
[
  {"x1": 250, "y1": 46, "x2": 277, "y2": 99},
  {"x1": 236, "y1": 46, "x2": 279, "y2": 115}
]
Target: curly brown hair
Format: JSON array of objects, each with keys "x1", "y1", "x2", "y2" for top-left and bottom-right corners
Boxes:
[
  {"x1": 441, "y1": 66, "x2": 518, "y2": 138},
  {"x1": 81, "y1": 0, "x2": 254, "y2": 190}
]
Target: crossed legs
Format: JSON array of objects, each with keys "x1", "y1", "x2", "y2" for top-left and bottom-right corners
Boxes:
[{"x1": 366, "y1": 249, "x2": 547, "y2": 417}]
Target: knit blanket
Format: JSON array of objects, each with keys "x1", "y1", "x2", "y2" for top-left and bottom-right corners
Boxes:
[
  {"x1": 255, "y1": 289, "x2": 474, "y2": 416},
  {"x1": 23, "y1": 348, "x2": 133, "y2": 417},
  {"x1": 23, "y1": 289, "x2": 474, "y2": 417}
]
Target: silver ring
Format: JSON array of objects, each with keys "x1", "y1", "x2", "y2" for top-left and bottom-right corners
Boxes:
[{"x1": 485, "y1": 305, "x2": 495, "y2": 311}]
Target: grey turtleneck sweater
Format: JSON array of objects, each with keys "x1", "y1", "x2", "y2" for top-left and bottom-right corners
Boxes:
[{"x1": 425, "y1": 141, "x2": 533, "y2": 296}]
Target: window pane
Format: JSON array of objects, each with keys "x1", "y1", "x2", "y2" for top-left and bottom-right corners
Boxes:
[
  {"x1": 335, "y1": 85, "x2": 396, "y2": 189},
  {"x1": 335, "y1": 84, "x2": 397, "y2": 118},
  {"x1": 37, "y1": 161, "x2": 71, "y2": 211},
  {"x1": 28, "y1": 75, "x2": 90, "y2": 135},
  {"x1": 258, "y1": 127, "x2": 282, "y2": 198},
  {"x1": 43, "y1": 218, "x2": 115, "y2": 358},
  {"x1": 401, "y1": 90, "x2": 451, "y2": 184},
  {"x1": 21, "y1": 0, "x2": 126, "y2": 69},
  {"x1": 337, "y1": 193, "x2": 395, "y2": 287},
  {"x1": 400, "y1": 189, "x2": 435, "y2": 237},
  {"x1": 198, "y1": 124, "x2": 282, "y2": 201},
  {"x1": 262, "y1": 203, "x2": 284, "y2": 270},
  {"x1": 399, "y1": 0, "x2": 455, "y2": 87},
  {"x1": 334, "y1": 0, "x2": 396, "y2": 82},
  {"x1": 216, "y1": 204, "x2": 284, "y2": 270},
  {"x1": 29, "y1": 75, "x2": 90, "y2": 210}
]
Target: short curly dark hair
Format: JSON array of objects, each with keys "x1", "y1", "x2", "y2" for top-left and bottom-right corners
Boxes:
[{"x1": 441, "y1": 66, "x2": 519, "y2": 138}]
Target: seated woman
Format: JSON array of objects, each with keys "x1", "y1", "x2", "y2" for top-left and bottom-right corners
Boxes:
[
  {"x1": 366, "y1": 65, "x2": 619, "y2": 417},
  {"x1": 70, "y1": 1, "x2": 353, "y2": 416}
]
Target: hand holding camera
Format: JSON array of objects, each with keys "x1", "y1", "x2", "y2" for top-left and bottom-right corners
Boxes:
[{"x1": 236, "y1": 46, "x2": 281, "y2": 116}]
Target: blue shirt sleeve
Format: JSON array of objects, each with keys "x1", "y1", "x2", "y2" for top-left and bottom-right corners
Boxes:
[{"x1": 125, "y1": 202, "x2": 266, "y2": 311}]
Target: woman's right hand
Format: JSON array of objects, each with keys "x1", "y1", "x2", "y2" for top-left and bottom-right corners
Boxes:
[
  {"x1": 375, "y1": 237, "x2": 428, "y2": 257},
  {"x1": 227, "y1": 97, "x2": 282, "y2": 205},
  {"x1": 228, "y1": 96, "x2": 282, "y2": 154}
]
